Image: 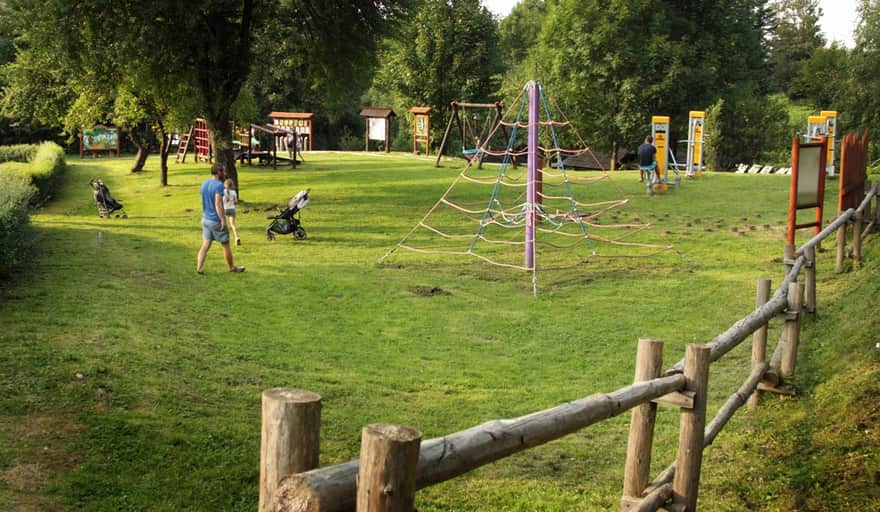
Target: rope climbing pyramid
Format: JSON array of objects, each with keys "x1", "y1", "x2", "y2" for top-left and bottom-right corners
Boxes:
[{"x1": 380, "y1": 80, "x2": 673, "y2": 293}]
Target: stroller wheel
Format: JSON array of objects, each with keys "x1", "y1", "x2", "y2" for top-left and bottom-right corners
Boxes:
[
  {"x1": 267, "y1": 231, "x2": 275, "y2": 241},
  {"x1": 294, "y1": 227, "x2": 307, "y2": 240}
]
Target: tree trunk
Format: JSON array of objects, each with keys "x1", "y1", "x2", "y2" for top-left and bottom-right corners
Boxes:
[
  {"x1": 128, "y1": 126, "x2": 150, "y2": 173},
  {"x1": 156, "y1": 120, "x2": 170, "y2": 186},
  {"x1": 610, "y1": 140, "x2": 618, "y2": 171},
  {"x1": 210, "y1": 117, "x2": 238, "y2": 190}
]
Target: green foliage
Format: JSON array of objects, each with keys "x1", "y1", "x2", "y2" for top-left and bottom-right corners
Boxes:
[
  {"x1": 534, "y1": 0, "x2": 774, "y2": 155},
  {"x1": 0, "y1": 144, "x2": 38, "y2": 163},
  {"x1": 703, "y1": 94, "x2": 792, "y2": 169},
  {"x1": 371, "y1": 0, "x2": 501, "y2": 154},
  {"x1": 768, "y1": 0, "x2": 826, "y2": 95},
  {"x1": 24, "y1": 142, "x2": 66, "y2": 201},
  {"x1": 842, "y1": 1, "x2": 880, "y2": 159},
  {"x1": 0, "y1": 171, "x2": 34, "y2": 276},
  {"x1": 790, "y1": 44, "x2": 849, "y2": 108}
]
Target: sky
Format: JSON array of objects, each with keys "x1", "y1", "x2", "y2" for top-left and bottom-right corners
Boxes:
[{"x1": 482, "y1": 0, "x2": 859, "y2": 47}]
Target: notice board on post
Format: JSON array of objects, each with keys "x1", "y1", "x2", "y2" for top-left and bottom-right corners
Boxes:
[
  {"x1": 80, "y1": 125, "x2": 120, "y2": 158},
  {"x1": 787, "y1": 136, "x2": 828, "y2": 245}
]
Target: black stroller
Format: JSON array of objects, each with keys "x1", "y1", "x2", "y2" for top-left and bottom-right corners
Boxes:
[
  {"x1": 266, "y1": 188, "x2": 309, "y2": 240},
  {"x1": 89, "y1": 178, "x2": 126, "y2": 218}
]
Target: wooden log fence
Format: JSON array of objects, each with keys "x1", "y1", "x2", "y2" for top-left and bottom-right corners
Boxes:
[{"x1": 259, "y1": 184, "x2": 879, "y2": 511}]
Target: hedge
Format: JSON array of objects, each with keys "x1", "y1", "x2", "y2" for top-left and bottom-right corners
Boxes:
[
  {"x1": 24, "y1": 142, "x2": 67, "y2": 202},
  {"x1": 0, "y1": 172, "x2": 35, "y2": 275},
  {"x1": 0, "y1": 144, "x2": 39, "y2": 163}
]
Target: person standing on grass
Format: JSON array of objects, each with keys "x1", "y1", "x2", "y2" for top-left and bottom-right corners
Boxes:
[
  {"x1": 638, "y1": 135, "x2": 658, "y2": 183},
  {"x1": 196, "y1": 163, "x2": 245, "y2": 274},
  {"x1": 223, "y1": 178, "x2": 241, "y2": 246}
]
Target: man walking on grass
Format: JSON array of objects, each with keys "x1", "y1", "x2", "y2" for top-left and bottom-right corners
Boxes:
[{"x1": 196, "y1": 162, "x2": 245, "y2": 274}]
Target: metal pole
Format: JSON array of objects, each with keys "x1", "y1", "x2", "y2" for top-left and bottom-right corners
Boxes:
[{"x1": 525, "y1": 81, "x2": 538, "y2": 270}]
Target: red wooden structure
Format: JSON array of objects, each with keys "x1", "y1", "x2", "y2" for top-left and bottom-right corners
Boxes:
[
  {"x1": 193, "y1": 118, "x2": 212, "y2": 163},
  {"x1": 408, "y1": 106, "x2": 432, "y2": 155},
  {"x1": 269, "y1": 112, "x2": 314, "y2": 151},
  {"x1": 787, "y1": 136, "x2": 828, "y2": 245},
  {"x1": 838, "y1": 131, "x2": 870, "y2": 213}
]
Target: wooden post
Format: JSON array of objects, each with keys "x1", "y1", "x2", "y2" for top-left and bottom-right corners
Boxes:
[
  {"x1": 783, "y1": 244, "x2": 796, "y2": 276},
  {"x1": 356, "y1": 424, "x2": 421, "y2": 512},
  {"x1": 260, "y1": 388, "x2": 322, "y2": 512},
  {"x1": 621, "y1": 338, "x2": 664, "y2": 510},
  {"x1": 874, "y1": 184, "x2": 880, "y2": 233},
  {"x1": 670, "y1": 344, "x2": 710, "y2": 512},
  {"x1": 853, "y1": 210, "x2": 863, "y2": 268},
  {"x1": 804, "y1": 245, "x2": 816, "y2": 314},
  {"x1": 780, "y1": 282, "x2": 804, "y2": 379},
  {"x1": 749, "y1": 279, "x2": 771, "y2": 410},
  {"x1": 836, "y1": 222, "x2": 847, "y2": 273}
]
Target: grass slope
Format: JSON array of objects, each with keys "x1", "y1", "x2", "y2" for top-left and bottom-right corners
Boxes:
[{"x1": 0, "y1": 152, "x2": 876, "y2": 511}]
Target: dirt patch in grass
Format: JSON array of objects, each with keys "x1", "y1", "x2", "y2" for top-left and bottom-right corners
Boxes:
[{"x1": 409, "y1": 285, "x2": 451, "y2": 296}]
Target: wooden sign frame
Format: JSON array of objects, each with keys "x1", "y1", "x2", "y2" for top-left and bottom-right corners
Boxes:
[
  {"x1": 838, "y1": 131, "x2": 869, "y2": 213},
  {"x1": 787, "y1": 136, "x2": 828, "y2": 245},
  {"x1": 80, "y1": 125, "x2": 120, "y2": 158}
]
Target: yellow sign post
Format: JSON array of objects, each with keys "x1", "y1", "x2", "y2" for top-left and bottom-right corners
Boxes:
[
  {"x1": 820, "y1": 110, "x2": 837, "y2": 176},
  {"x1": 686, "y1": 111, "x2": 705, "y2": 177}
]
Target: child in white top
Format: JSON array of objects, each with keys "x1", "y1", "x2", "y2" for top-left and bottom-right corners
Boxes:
[{"x1": 223, "y1": 179, "x2": 241, "y2": 245}]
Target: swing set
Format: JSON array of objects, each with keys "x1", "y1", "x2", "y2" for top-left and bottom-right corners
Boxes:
[{"x1": 435, "y1": 101, "x2": 507, "y2": 167}]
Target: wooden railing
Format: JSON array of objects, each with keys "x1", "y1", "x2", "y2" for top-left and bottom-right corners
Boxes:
[{"x1": 259, "y1": 182, "x2": 879, "y2": 512}]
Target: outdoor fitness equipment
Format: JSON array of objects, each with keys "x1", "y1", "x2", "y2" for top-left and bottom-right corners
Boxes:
[
  {"x1": 684, "y1": 111, "x2": 706, "y2": 177},
  {"x1": 805, "y1": 111, "x2": 838, "y2": 176},
  {"x1": 646, "y1": 115, "x2": 681, "y2": 194}
]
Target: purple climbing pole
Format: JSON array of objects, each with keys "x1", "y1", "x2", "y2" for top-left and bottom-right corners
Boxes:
[{"x1": 525, "y1": 81, "x2": 538, "y2": 269}]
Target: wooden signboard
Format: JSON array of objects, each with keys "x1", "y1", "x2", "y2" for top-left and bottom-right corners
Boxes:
[
  {"x1": 80, "y1": 125, "x2": 120, "y2": 158},
  {"x1": 408, "y1": 106, "x2": 432, "y2": 155},
  {"x1": 787, "y1": 136, "x2": 828, "y2": 245},
  {"x1": 269, "y1": 112, "x2": 314, "y2": 151},
  {"x1": 838, "y1": 131, "x2": 869, "y2": 213},
  {"x1": 359, "y1": 107, "x2": 396, "y2": 153}
]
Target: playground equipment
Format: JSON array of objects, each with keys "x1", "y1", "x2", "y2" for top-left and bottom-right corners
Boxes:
[
  {"x1": 435, "y1": 101, "x2": 507, "y2": 167},
  {"x1": 359, "y1": 107, "x2": 396, "y2": 152},
  {"x1": 238, "y1": 123, "x2": 302, "y2": 168},
  {"x1": 804, "y1": 111, "x2": 838, "y2": 176},
  {"x1": 684, "y1": 111, "x2": 705, "y2": 177},
  {"x1": 381, "y1": 80, "x2": 670, "y2": 294},
  {"x1": 176, "y1": 118, "x2": 211, "y2": 163},
  {"x1": 408, "y1": 106, "x2": 432, "y2": 155},
  {"x1": 269, "y1": 111, "x2": 314, "y2": 151},
  {"x1": 646, "y1": 115, "x2": 681, "y2": 194}
]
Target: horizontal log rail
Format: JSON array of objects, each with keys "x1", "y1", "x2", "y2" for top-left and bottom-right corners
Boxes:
[{"x1": 271, "y1": 374, "x2": 686, "y2": 512}]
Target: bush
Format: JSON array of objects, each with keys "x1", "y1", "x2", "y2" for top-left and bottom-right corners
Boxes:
[
  {"x1": 0, "y1": 172, "x2": 35, "y2": 276},
  {"x1": 0, "y1": 144, "x2": 38, "y2": 163},
  {"x1": 24, "y1": 142, "x2": 66, "y2": 202},
  {"x1": 337, "y1": 125, "x2": 364, "y2": 151}
]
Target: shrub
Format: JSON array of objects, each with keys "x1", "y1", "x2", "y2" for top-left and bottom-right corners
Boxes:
[
  {"x1": 0, "y1": 172, "x2": 35, "y2": 276},
  {"x1": 337, "y1": 125, "x2": 364, "y2": 151},
  {"x1": 14, "y1": 142, "x2": 66, "y2": 203},
  {"x1": 0, "y1": 144, "x2": 38, "y2": 163}
]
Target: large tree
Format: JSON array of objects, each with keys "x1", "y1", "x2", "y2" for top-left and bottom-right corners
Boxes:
[
  {"x1": 768, "y1": 0, "x2": 826, "y2": 95},
  {"x1": 371, "y1": 0, "x2": 501, "y2": 152},
  {"x1": 532, "y1": 0, "x2": 774, "y2": 164},
  {"x1": 844, "y1": 0, "x2": 880, "y2": 158}
]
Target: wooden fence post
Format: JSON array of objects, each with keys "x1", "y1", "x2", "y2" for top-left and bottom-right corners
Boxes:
[
  {"x1": 748, "y1": 279, "x2": 771, "y2": 410},
  {"x1": 621, "y1": 338, "x2": 664, "y2": 510},
  {"x1": 670, "y1": 344, "x2": 710, "y2": 512},
  {"x1": 836, "y1": 222, "x2": 847, "y2": 273},
  {"x1": 357, "y1": 424, "x2": 422, "y2": 512},
  {"x1": 259, "y1": 388, "x2": 322, "y2": 512},
  {"x1": 780, "y1": 282, "x2": 804, "y2": 379},
  {"x1": 804, "y1": 246, "x2": 816, "y2": 314},
  {"x1": 854, "y1": 210, "x2": 863, "y2": 268},
  {"x1": 783, "y1": 244, "x2": 796, "y2": 276}
]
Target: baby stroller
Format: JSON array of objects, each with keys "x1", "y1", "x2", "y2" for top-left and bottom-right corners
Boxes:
[
  {"x1": 89, "y1": 178, "x2": 126, "y2": 218},
  {"x1": 266, "y1": 188, "x2": 309, "y2": 240}
]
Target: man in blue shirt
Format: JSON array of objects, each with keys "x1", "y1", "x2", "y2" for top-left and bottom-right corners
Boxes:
[
  {"x1": 638, "y1": 136, "x2": 657, "y2": 183},
  {"x1": 196, "y1": 162, "x2": 245, "y2": 274}
]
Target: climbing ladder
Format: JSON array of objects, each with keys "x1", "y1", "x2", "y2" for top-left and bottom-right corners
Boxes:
[{"x1": 175, "y1": 126, "x2": 194, "y2": 163}]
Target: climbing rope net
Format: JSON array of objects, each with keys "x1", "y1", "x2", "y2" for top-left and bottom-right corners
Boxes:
[{"x1": 380, "y1": 81, "x2": 675, "y2": 293}]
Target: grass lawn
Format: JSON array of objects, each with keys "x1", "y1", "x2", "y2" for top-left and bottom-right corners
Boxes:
[{"x1": 0, "y1": 152, "x2": 876, "y2": 510}]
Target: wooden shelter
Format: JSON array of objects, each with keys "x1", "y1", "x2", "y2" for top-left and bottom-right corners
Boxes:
[
  {"x1": 269, "y1": 112, "x2": 314, "y2": 151},
  {"x1": 359, "y1": 107, "x2": 396, "y2": 153},
  {"x1": 408, "y1": 106, "x2": 432, "y2": 155}
]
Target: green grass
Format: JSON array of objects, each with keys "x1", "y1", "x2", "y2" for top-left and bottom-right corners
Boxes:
[{"x1": 0, "y1": 153, "x2": 877, "y2": 510}]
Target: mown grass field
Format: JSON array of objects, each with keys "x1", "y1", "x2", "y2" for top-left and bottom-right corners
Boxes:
[{"x1": 0, "y1": 152, "x2": 877, "y2": 511}]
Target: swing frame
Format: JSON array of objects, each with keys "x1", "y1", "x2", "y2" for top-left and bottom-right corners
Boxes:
[{"x1": 435, "y1": 101, "x2": 508, "y2": 168}]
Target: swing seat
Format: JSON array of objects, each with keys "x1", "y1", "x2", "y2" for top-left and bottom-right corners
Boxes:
[{"x1": 462, "y1": 148, "x2": 480, "y2": 161}]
